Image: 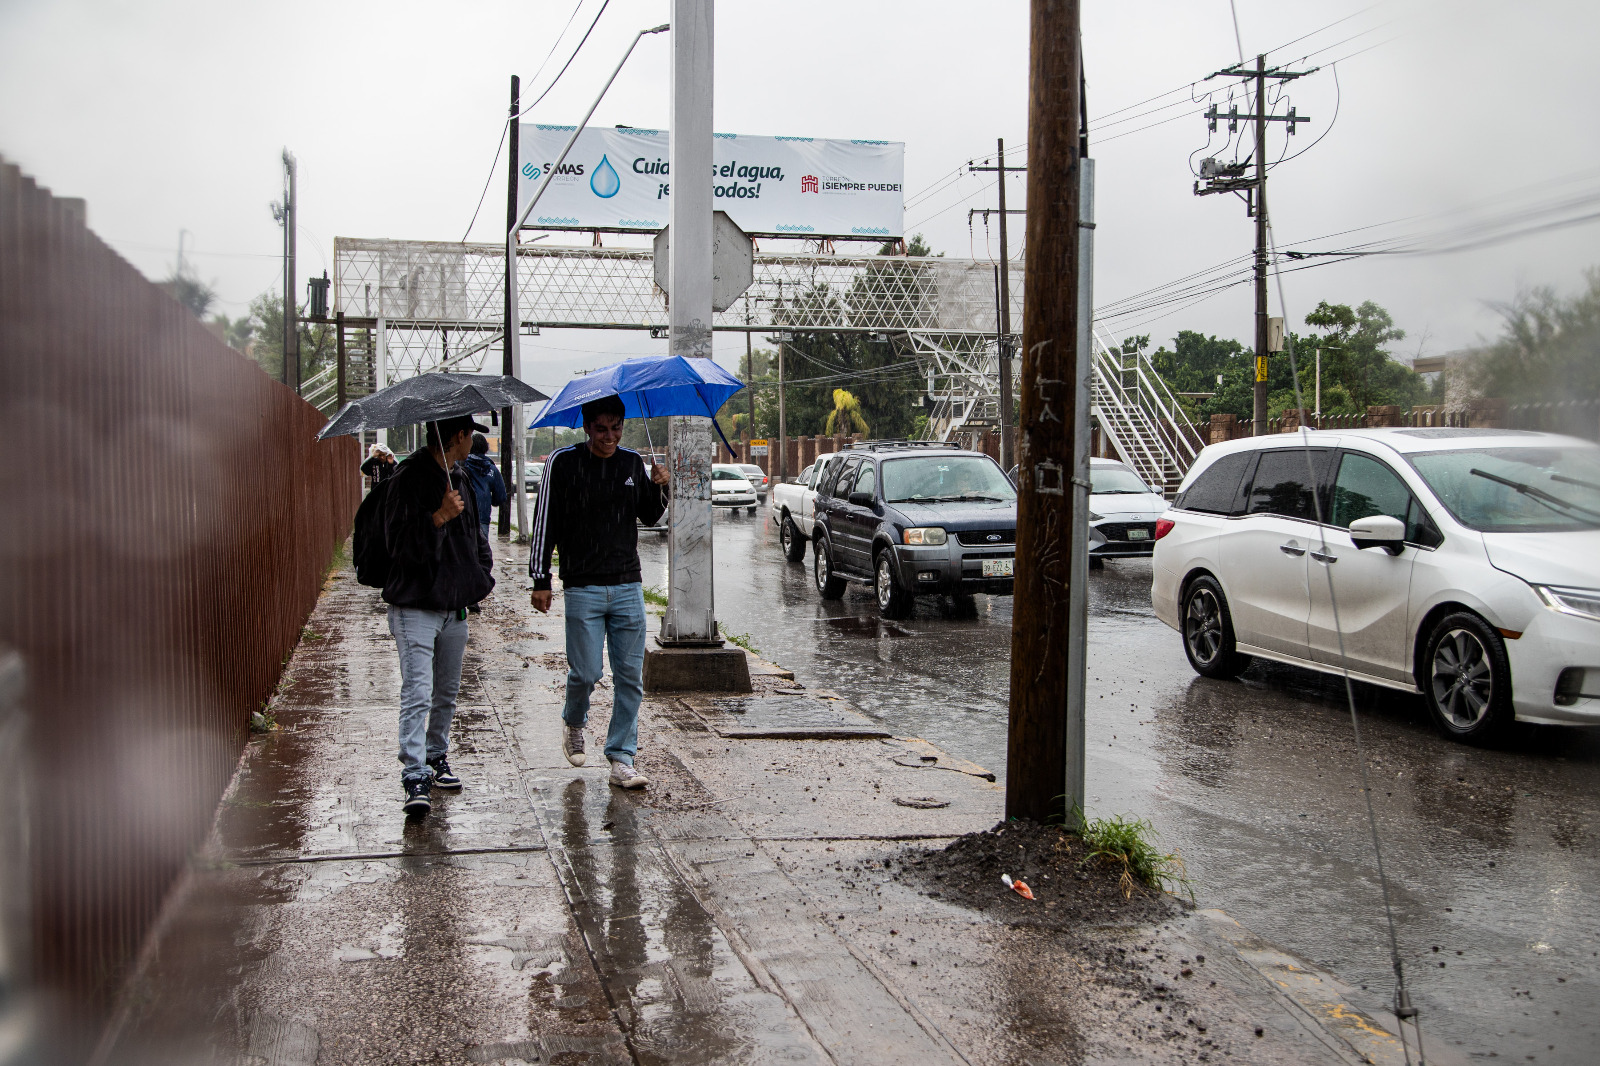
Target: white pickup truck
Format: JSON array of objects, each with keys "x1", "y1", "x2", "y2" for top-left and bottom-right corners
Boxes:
[{"x1": 767, "y1": 451, "x2": 841, "y2": 561}]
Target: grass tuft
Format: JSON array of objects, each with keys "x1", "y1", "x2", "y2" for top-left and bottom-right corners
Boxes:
[
  {"x1": 641, "y1": 585, "x2": 669, "y2": 607},
  {"x1": 719, "y1": 626, "x2": 759, "y2": 655},
  {"x1": 1078, "y1": 811, "x2": 1192, "y2": 900}
]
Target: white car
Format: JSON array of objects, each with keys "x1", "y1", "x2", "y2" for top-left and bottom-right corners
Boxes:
[
  {"x1": 1151, "y1": 428, "x2": 1600, "y2": 742},
  {"x1": 712, "y1": 464, "x2": 759, "y2": 514},
  {"x1": 1087, "y1": 458, "x2": 1171, "y2": 568}
]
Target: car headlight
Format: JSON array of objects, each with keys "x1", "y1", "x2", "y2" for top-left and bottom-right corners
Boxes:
[
  {"x1": 1534, "y1": 585, "x2": 1600, "y2": 623},
  {"x1": 902, "y1": 527, "x2": 947, "y2": 546}
]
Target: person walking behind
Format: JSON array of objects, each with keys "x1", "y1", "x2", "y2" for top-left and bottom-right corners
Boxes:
[
  {"x1": 361, "y1": 442, "x2": 397, "y2": 485},
  {"x1": 528, "y1": 395, "x2": 668, "y2": 789},
  {"x1": 383, "y1": 414, "x2": 494, "y2": 816},
  {"x1": 460, "y1": 432, "x2": 508, "y2": 612}
]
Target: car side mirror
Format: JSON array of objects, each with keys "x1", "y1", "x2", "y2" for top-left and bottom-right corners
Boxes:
[
  {"x1": 1349, "y1": 515, "x2": 1405, "y2": 554},
  {"x1": 848, "y1": 490, "x2": 874, "y2": 506}
]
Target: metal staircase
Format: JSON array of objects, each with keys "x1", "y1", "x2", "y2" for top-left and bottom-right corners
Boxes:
[
  {"x1": 300, "y1": 326, "x2": 383, "y2": 416},
  {"x1": 1090, "y1": 326, "x2": 1201, "y2": 497}
]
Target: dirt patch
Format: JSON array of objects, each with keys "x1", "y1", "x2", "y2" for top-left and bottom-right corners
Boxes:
[{"x1": 894, "y1": 819, "x2": 1187, "y2": 932}]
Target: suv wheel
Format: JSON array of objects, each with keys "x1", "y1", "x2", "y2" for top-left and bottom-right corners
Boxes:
[
  {"x1": 1181, "y1": 576, "x2": 1250, "y2": 679},
  {"x1": 1423, "y1": 612, "x2": 1513, "y2": 744},
  {"x1": 874, "y1": 551, "x2": 913, "y2": 619},
  {"x1": 779, "y1": 516, "x2": 806, "y2": 562},
  {"x1": 813, "y1": 535, "x2": 846, "y2": 599}
]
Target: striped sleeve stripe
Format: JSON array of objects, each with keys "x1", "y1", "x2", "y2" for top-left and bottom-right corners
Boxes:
[{"x1": 527, "y1": 445, "x2": 571, "y2": 579}]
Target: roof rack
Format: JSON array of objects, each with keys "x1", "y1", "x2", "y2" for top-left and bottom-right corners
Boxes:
[{"x1": 843, "y1": 439, "x2": 960, "y2": 453}]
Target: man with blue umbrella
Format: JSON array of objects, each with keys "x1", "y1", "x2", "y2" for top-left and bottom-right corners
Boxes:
[{"x1": 529, "y1": 395, "x2": 670, "y2": 789}]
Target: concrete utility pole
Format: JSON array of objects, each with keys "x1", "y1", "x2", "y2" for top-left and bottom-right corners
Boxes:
[
  {"x1": 500, "y1": 75, "x2": 520, "y2": 538},
  {"x1": 660, "y1": 0, "x2": 719, "y2": 647},
  {"x1": 274, "y1": 150, "x2": 300, "y2": 393},
  {"x1": 1007, "y1": 0, "x2": 1083, "y2": 825},
  {"x1": 1193, "y1": 56, "x2": 1312, "y2": 434}
]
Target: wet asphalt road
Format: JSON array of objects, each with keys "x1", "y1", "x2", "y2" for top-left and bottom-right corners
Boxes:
[{"x1": 639, "y1": 506, "x2": 1600, "y2": 1066}]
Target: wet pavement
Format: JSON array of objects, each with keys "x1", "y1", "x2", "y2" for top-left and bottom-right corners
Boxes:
[
  {"x1": 96, "y1": 529, "x2": 1442, "y2": 1066},
  {"x1": 659, "y1": 510, "x2": 1600, "y2": 1066}
]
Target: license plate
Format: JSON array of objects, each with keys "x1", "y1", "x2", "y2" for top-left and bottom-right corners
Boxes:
[
  {"x1": 982, "y1": 558, "x2": 1014, "y2": 578},
  {"x1": 1127, "y1": 529, "x2": 1149, "y2": 540}
]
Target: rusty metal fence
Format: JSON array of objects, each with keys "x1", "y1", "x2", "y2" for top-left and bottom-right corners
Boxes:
[{"x1": 0, "y1": 159, "x2": 360, "y2": 1054}]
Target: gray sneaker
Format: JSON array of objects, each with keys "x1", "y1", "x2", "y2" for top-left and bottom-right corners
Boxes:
[
  {"x1": 562, "y1": 725, "x2": 587, "y2": 767},
  {"x1": 609, "y1": 760, "x2": 648, "y2": 790}
]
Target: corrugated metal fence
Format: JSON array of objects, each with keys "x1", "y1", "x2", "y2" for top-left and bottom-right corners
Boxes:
[{"x1": 0, "y1": 159, "x2": 360, "y2": 1053}]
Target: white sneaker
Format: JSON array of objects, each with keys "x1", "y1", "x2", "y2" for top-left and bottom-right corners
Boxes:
[
  {"x1": 562, "y1": 725, "x2": 587, "y2": 767},
  {"x1": 609, "y1": 760, "x2": 648, "y2": 790}
]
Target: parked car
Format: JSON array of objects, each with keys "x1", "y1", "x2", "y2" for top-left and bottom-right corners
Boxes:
[
  {"x1": 811, "y1": 441, "x2": 1016, "y2": 618},
  {"x1": 523, "y1": 461, "x2": 544, "y2": 494},
  {"x1": 737, "y1": 463, "x2": 770, "y2": 500},
  {"x1": 1086, "y1": 458, "x2": 1171, "y2": 567},
  {"x1": 1151, "y1": 428, "x2": 1600, "y2": 742},
  {"x1": 769, "y1": 451, "x2": 842, "y2": 561},
  {"x1": 712, "y1": 464, "x2": 759, "y2": 515}
]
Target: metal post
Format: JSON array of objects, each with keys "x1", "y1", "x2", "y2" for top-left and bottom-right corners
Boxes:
[
  {"x1": 661, "y1": 0, "x2": 719, "y2": 646},
  {"x1": 1315, "y1": 348, "x2": 1321, "y2": 420},
  {"x1": 1007, "y1": 0, "x2": 1081, "y2": 825},
  {"x1": 1065, "y1": 157, "x2": 1094, "y2": 816},
  {"x1": 996, "y1": 137, "x2": 1015, "y2": 470},
  {"x1": 1253, "y1": 54, "x2": 1269, "y2": 435},
  {"x1": 284, "y1": 150, "x2": 299, "y2": 395},
  {"x1": 375, "y1": 316, "x2": 388, "y2": 451},
  {"x1": 500, "y1": 75, "x2": 520, "y2": 538},
  {"x1": 335, "y1": 311, "x2": 346, "y2": 410},
  {"x1": 777, "y1": 339, "x2": 787, "y2": 479}
]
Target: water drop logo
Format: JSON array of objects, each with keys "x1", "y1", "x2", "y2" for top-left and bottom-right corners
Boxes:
[{"x1": 589, "y1": 155, "x2": 621, "y2": 198}]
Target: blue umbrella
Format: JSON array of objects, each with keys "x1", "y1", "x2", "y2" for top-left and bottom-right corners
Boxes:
[{"x1": 531, "y1": 355, "x2": 745, "y2": 456}]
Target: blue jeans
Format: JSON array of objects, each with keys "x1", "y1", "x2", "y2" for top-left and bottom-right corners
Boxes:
[
  {"x1": 389, "y1": 606, "x2": 468, "y2": 781},
  {"x1": 562, "y1": 583, "x2": 646, "y2": 765}
]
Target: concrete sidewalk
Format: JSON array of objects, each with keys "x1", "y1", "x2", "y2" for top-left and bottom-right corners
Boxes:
[{"x1": 98, "y1": 547, "x2": 1438, "y2": 1066}]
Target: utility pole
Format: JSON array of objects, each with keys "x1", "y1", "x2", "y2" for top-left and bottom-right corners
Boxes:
[
  {"x1": 500, "y1": 75, "x2": 520, "y2": 537},
  {"x1": 335, "y1": 310, "x2": 347, "y2": 411},
  {"x1": 969, "y1": 144, "x2": 1026, "y2": 468},
  {"x1": 1194, "y1": 55, "x2": 1312, "y2": 434},
  {"x1": 659, "y1": 0, "x2": 720, "y2": 647},
  {"x1": 777, "y1": 338, "x2": 787, "y2": 478},
  {"x1": 1008, "y1": 0, "x2": 1082, "y2": 825},
  {"x1": 284, "y1": 151, "x2": 298, "y2": 394}
]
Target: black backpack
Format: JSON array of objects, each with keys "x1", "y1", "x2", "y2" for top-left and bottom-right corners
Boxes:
[{"x1": 352, "y1": 479, "x2": 394, "y2": 588}]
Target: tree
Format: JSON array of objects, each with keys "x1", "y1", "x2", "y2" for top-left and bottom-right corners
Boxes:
[
  {"x1": 159, "y1": 271, "x2": 217, "y2": 319},
  {"x1": 823, "y1": 388, "x2": 870, "y2": 442},
  {"x1": 245, "y1": 290, "x2": 337, "y2": 384},
  {"x1": 1463, "y1": 268, "x2": 1600, "y2": 402}
]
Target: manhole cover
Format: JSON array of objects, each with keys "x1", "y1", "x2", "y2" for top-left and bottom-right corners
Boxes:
[
  {"x1": 893, "y1": 796, "x2": 950, "y2": 809},
  {"x1": 704, "y1": 695, "x2": 891, "y2": 739}
]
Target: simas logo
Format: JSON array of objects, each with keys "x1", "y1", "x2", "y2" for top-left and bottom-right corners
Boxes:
[
  {"x1": 521, "y1": 163, "x2": 541, "y2": 180},
  {"x1": 800, "y1": 174, "x2": 818, "y2": 194}
]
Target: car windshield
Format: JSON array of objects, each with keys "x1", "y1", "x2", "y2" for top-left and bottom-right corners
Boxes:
[
  {"x1": 739, "y1": 465, "x2": 764, "y2": 477},
  {"x1": 882, "y1": 455, "x2": 1017, "y2": 503},
  {"x1": 1409, "y1": 446, "x2": 1600, "y2": 532},
  {"x1": 712, "y1": 468, "x2": 745, "y2": 481},
  {"x1": 1091, "y1": 465, "x2": 1151, "y2": 494}
]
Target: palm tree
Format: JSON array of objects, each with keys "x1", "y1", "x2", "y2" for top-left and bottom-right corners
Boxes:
[{"x1": 824, "y1": 388, "x2": 870, "y2": 447}]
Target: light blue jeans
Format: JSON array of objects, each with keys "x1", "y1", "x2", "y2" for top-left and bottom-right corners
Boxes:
[
  {"x1": 389, "y1": 606, "x2": 468, "y2": 782},
  {"x1": 562, "y1": 583, "x2": 647, "y2": 765}
]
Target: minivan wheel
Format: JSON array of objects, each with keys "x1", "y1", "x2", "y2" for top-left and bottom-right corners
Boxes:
[
  {"x1": 813, "y1": 536, "x2": 846, "y2": 599},
  {"x1": 780, "y1": 517, "x2": 807, "y2": 562},
  {"x1": 1181, "y1": 576, "x2": 1250, "y2": 680},
  {"x1": 874, "y1": 551, "x2": 913, "y2": 619},
  {"x1": 1423, "y1": 612, "x2": 1513, "y2": 744}
]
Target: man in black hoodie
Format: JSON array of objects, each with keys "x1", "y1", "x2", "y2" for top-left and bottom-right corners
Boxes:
[
  {"x1": 528, "y1": 395, "x2": 668, "y2": 789},
  {"x1": 383, "y1": 414, "x2": 495, "y2": 816}
]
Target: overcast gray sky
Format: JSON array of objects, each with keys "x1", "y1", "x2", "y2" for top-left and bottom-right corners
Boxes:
[{"x1": 4, "y1": 0, "x2": 1598, "y2": 392}]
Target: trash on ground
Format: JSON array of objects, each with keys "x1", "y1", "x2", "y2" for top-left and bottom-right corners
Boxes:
[{"x1": 1001, "y1": 873, "x2": 1035, "y2": 900}]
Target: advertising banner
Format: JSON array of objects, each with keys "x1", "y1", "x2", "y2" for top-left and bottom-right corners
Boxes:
[{"x1": 518, "y1": 126, "x2": 904, "y2": 239}]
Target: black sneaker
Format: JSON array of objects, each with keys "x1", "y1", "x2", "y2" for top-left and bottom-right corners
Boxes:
[
  {"x1": 402, "y1": 777, "x2": 432, "y2": 816},
  {"x1": 428, "y1": 756, "x2": 462, "y2": 790}
]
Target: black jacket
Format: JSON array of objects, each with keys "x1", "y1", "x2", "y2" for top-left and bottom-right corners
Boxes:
[
  {"x1": 528, "y1": 445, "x2": 666, "y2": 591},
  {"x1": 381, "y1": 450, "x2": 495, "y2": 610}
]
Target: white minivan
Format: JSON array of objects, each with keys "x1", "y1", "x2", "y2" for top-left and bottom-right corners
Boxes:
[{"x1": 1151, "y1": 428, "x2": 1600, "y2": 742}]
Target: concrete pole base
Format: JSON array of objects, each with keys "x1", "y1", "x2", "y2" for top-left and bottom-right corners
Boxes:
[{"x1": 643, "y1": 641, "x2": 753, "y2": 694}]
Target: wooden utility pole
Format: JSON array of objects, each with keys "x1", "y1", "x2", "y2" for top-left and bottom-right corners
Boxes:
[
  {"x1": 335, "y1": 311, "x2": 347, "y2": 411},
  {"x1": 1007, "y1": 0, "x2": 1082, "y2": 824},
  {"x1": 499, "y1": 75, "x2": 519, "y2": 536},
  {"x1": 995, "y1": 138, "x2": 1015, "y2": 469}
]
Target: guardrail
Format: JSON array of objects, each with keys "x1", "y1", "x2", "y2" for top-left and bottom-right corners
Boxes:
[{"x1": 0, "y1": 158, "x2": 360, "y2": 1059}]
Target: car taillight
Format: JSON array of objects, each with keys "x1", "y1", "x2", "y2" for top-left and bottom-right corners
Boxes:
[{"x1": 1154, "y1": 517, "x2": 1175, "y2": 540}]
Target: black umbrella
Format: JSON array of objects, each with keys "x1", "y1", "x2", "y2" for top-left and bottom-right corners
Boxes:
[{"x1": 316, "y1": 373, "x2": 549, "y2": 440}]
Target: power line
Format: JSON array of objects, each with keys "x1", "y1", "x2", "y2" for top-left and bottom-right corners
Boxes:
[{"x1": 518, "y1": 0, "x2": 614, "y2": 118}]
